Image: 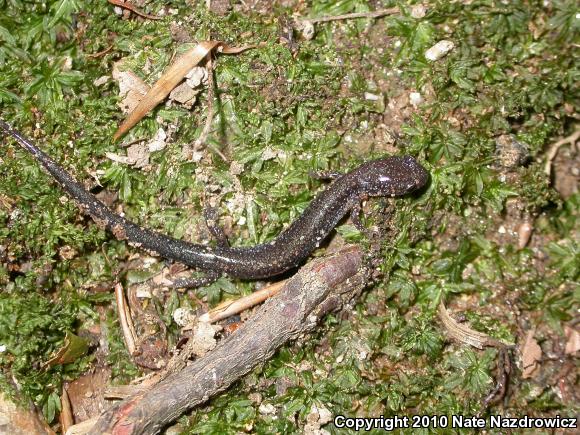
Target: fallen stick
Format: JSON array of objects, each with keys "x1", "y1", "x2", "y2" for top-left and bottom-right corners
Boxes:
[{"x1": 88, "y1": 245, "x2": 367, "y2": 434}]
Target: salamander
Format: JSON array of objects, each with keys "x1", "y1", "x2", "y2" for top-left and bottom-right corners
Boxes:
[{"x1": 0, "y1": 120, "x2": 428, "y2": 281}]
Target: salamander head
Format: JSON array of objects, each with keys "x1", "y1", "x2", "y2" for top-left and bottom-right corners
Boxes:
[{"x1": 354, "y1": 156, "x2": 429, "y2": 197}]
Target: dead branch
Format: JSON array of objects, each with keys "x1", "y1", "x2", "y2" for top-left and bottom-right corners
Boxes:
[{"x1": 87, "y1": 245, "x2": 367, "y2": 434}]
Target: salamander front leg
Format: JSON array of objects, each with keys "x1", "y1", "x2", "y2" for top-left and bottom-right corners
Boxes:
[
  {"x1": 350, "y1": 200, "x2": 366, "y2": 233},
  {"x1": 168, "y1": 270, "x2": 221, "y2": 289},
  {"x1": 350, "y1": 195, "x2": 376, "y2": 239},
  {"x1": 308, "y1": 170, "x2": 343, "y2": 181}
]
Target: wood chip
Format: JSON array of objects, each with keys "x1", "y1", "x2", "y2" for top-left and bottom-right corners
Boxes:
[
  {"x1": 521, "y1": 330, "x2": 542, "y2": 379},
  {"x1": 564, "y1": 325, "x2": 580, "y2": 355}
]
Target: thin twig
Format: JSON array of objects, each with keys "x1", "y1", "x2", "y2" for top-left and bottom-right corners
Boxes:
[
  {"x1": 192, "y1": 56, "x2": 216, "y2": 153},
  {"x1": 300, "y1": 7, "x2": 398, "y2": 24},
  {"x1": 545, "y1": 128, "x2": 580, "y2": 176},
  {"x1": 480, "y1": 347, "x2": 511, "y2": 412},
  {"x1": 198, "y1": 280, "x2": 287, "y2": 323},
  {"x1": 107, "y1": 0, "x2": 163, "y2": 20},
  {"x1": 86, "y1": 45, "x2": 114, "y2": 59}
]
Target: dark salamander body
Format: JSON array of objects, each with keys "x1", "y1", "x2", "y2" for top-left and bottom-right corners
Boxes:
[{"x1": 0, "y1": 120, "x2": 428, "y2": 279}]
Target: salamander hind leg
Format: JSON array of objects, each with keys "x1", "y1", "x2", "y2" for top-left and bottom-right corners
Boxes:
[{"x1": 168, "y1": 270, "x2": 221, "y2": 289}]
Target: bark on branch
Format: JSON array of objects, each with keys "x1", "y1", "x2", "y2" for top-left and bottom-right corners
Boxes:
[{"x1": 89, "y1": 245, "x2": 367, "y2": 434}]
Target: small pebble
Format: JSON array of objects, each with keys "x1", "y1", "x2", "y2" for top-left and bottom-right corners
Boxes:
[
  {"x1": 409, "y1": 92, "x2": 423, "y2": 107},
  {"x1": 411, "y1": 4, "x2": 427, "y2": 19},
  {"x1": 517, "y1": 221, "x2": 534, "y2": 249},
  {"x1": 300, "y1": 20, "x2": 315, "y2": 40},
  {"x1": 495, "y1": 134, "x2": 529, "y2": 168},
  {"x1": 173, "y1": 307, "x2": 196, "y2": 327},
  {"x1": 425, "y1": 40, "x2": 455, "y2": 61}
]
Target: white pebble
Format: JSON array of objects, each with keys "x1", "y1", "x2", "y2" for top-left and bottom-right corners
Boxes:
[
  {"x1": 173, "y1": 307, "x2": 196, "y2": 327},
  {"x1": 425, "y1": 40, "x2": 455, "y2": 61},
  {"x1": 411, "y1": 5, "x2": 427, "y2": 18},
  {"x1": 409, "y1": 92, "x2": 423, "y2": 107}
]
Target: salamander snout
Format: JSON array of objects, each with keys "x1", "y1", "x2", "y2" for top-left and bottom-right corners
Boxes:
[{"x1": 357, "y1": 156, "x2": 429, "y2": 197}]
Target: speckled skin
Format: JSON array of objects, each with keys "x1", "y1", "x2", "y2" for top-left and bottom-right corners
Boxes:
[{"x1": 0, "y1": 121, "x2": 428, "y2": 279}]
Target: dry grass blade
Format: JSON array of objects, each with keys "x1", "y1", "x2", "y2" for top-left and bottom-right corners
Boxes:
[
  {"x1": 114, "y1": 282, "x2": 137, "y2": 355},
  {"x1": 113, "y1": 41, "x2": 219, "y2": 140},
  {"x1": 438, "y1": 301, "x2": 507, "y2": 349},
  {"x1": 113, "y1": 41, "x2": 259, "y2": 140}
]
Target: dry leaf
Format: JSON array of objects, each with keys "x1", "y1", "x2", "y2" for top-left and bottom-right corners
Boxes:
[
  {"x1": 168, "y1": 81, "x2": 199, "y2": 108},
  {"x1": 113, "y1": 41, "x2": 258, "y2": 140},
  {"x1": 521, "y1": 330, "x2": 542, "y2": 379},
  {"x1": 112, "y1": 62, "x2": 150, "y2": 114},
  {"x1": 44, "y1": 332, "x2": 89, "y2": 367}
]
